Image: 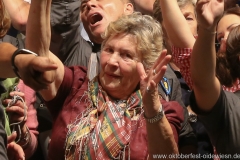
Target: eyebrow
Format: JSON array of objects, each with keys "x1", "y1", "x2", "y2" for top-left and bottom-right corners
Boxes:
[
  {"x1": 81, "y1": 0, "x2": 88, "y2": 5},
  {"x1": 227, "y1": 23, "x2": 240, "y2": 30},
  {"x1": 217, "y1": 23, "x2": 240, "y2": 36}
]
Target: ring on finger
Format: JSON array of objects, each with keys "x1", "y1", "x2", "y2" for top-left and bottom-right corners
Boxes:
[
  {"x1": 153, "y1": 69, "x2": 156, "y2": 75},
  {"x1": 146, "y1": 86, "x2": 150, "y2": 93}
]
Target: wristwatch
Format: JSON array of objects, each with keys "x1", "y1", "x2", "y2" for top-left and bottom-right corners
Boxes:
[
  {"x1": 144, "y1": 105, "x2": 164, "y2": 123},
  {"x1": 11, "y1": 48, "x2": 38, "y2": 78},
  {"x1": 188, "y1": 112, "x2": 197, "y2": 123}
]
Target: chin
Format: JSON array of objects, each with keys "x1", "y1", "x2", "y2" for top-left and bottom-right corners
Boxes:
[
  {"x1": 103, "y1": 83, "x2": 119, "y2": 90},
  {"x1": 91, "y1": 27, "x2": 105, "y2": 38}
]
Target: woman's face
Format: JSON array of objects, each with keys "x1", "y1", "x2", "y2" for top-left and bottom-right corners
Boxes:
[
  {"x1": 99, "y1": 33, "x2": 141, "y2": 99},
  {"x1": 180, "y1": 3, "x2": 198, "y2": 36},
  {"x1": 217, "y1": 14, "x2": 240, "y2": 42}
]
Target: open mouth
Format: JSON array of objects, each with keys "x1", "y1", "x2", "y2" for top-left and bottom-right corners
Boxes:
[{"x1": 90, "y1": 13, "x2": 103, "y2": 25}]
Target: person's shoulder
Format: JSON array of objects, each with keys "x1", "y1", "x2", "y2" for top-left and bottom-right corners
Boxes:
[
  {"x1": 164, "y1": 64, "x2": 177, "y2": 79},
  {"x1": 161, "y1": 99, "x2": 184, "y2": 122},
  {"x1": 67, "y1": 66, "x2": 87, "y2": 78},
  {"x1": 223, "y1": 90, "x2": 240, "y2": 107}
]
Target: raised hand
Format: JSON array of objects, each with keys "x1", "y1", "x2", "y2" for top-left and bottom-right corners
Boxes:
[
  {"x1": 196, "y1": 0, "x2": 224, "y2": 30},
  {"x1": 15, "y1": 54, "x2": 58, "y2": 91},
  {"x1": 7, "y1": 132, "x2": 25, "y2": 160},
  {"x1": 137, "y1": 50, "x2": 171, "y2": 117},
  {"x1": 4, "y1": 91, "x2": 30, "y2": 146},
  {"x1": 4, "y1": 91, "x2": 27, "y2": 126}
]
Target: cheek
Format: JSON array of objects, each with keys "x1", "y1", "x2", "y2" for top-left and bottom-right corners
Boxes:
[
  {"x1": 100, "y1": 53, "x2": 109, "y2": 68},
  {"x1": 119, "y1": 62, "x2": 138, "y2": 77},
  {"x1": 188, "y1": 22, "x2": 197, "y2": 35}
]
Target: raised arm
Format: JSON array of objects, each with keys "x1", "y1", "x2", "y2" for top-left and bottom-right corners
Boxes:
[
  {"x1": 137, "y1": 51, "x2": 179, "y2": 159},
  {"x1": 132, "y1": 0, "x2": 155, "y2": 15},
  {"x1": 190, "y1": 0, "x2": 224, "y2": 111},
  {"x1": 3, "y1": 0, "x2": 30, "y2": 32},
  {"x1": 159, "y1": 0, "x2": 195, "y2": 48},
  {"x1": 23, "y1": 0, "x2": 64, "y2": 101},
  {"x1": 25, "y1": 0, "x2": 50, "y2": 56}
]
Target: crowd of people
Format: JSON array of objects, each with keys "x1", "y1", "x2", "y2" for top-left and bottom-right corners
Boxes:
[{"x1": 0, "y1": 0, "x2": 239, "y2": 159}]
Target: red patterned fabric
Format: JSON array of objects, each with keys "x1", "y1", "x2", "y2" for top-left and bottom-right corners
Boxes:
[
  {"x1": 172, "y1": 46, "x2": 193, "y2": 89},
  {"x1": 172, "y1": 46, "x2": 240, "y2": 93}
]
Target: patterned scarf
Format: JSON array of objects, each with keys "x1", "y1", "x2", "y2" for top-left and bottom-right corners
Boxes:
[{"x1": 65, "y1": 77, "x2": 143, "y2": 160}]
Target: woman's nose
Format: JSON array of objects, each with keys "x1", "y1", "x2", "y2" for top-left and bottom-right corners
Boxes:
[
  {"x1": 107, "y1": 54, "x2": 119, "y2": 66},
  {"x1": 86, "y1": 0, "x2": 97, "y2": 10}
]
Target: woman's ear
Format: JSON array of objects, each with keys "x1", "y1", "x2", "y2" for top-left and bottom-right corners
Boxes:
[{"x1": 124, "y1": 3, "x2": 134, "y2": 15}]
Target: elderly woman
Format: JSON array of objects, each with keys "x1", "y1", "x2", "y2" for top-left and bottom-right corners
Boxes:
[{"x1": 0, "y1": 0, "x2": 184, "y2": 159}]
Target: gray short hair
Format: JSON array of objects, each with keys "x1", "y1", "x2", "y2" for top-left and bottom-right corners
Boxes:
[{"x1": 101, "y1": 12, "x2": 163, "y2": 69}]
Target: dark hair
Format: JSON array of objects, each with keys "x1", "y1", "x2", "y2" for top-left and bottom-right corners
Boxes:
[
  {"x1": 0, "y1": 1, "x2": 11, "y2": 38},
  {"x1": 216, "y1": 50, "x2": 233, "y2": 87},
  {"x1": 216, "y1": 25, "x2": 240, "y2": 87},
  {"x1": 226, "y1": 25, "x2": 240, "y2": 82},
  {"x1": 223, "y1": 6, "x2": 240, "y2": 17}
]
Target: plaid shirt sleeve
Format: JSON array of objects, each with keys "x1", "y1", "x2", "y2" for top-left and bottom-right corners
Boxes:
[{"x1": 172, "y1": 46, "x2": 193, "y2": 90}]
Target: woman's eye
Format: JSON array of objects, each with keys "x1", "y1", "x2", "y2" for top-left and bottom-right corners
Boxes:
[
  {"x1": 121, "y1": 53, "x2": 133, "y2": 61},
  {"x1": 108, "y1": 48, "x2": 115, "y2": 54},
  {"x1": 217, "y1": 36, "x2": 223, "y2": 43},
  {"x1": 126, "y1": 54, "x2": 132, "y2": 59},
  {"x1": 186, "y1": 17, "x2": 193, "y2": 21}
]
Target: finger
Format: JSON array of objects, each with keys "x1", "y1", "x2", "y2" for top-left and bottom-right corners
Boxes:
[
  {"x1": 146, "y1": 50, "x2": 168, "y2": 84},
  {"x1": 6, "y1": 106, "x2": 25, "y2": 116},
  {"x1": 35, "y1": 70, "x2": 56, "y2": 84},
  {"x1": 137, "y1": 62, "x2": 147, "y2": 80},
  {"x1": 7, "y1": 142, "x2": 25, "y2": 160},
  {"x1": 154, "y1": 65, "x2": 168, "y2": 85},
  {"x1": 147, "y1": 65, "x2": 167, "y2": 91},
  {"x1": 22, "y1": 74, "x2": 50, "y2": 91},
  {"x1": 151, "y1": 50, "x2": 167, "y2": 70},
  {"x1": 9, "y1": 92, "x2": 25, "y2": 99},
  {"x1": 196, "y1": 0, "x2": 210, "y2": 11},
  {"x1": 7, "y1": 131, "x2": 17, "y2": 143},
  {"x1": 4, "y1": 99, "x2": 26, "y2": 110},
  {"x1": 153, "y1": 50, "x2": 168, "y2": 73},
  {"x1": 30, "y1": 58, "x2": 57, "y2": 88},
  {"x1": 18, "y1": 57, "x2": 57, "y2": 90},
  {"x1": 153, "y1": 55, "x2": 171, "y2": 83},
  {"x1": 196, "y1": 0, "x2": 210, "y2": 6},
  {"x1": 31, "y1": 57, "x2": 58, "y2": 72}
]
